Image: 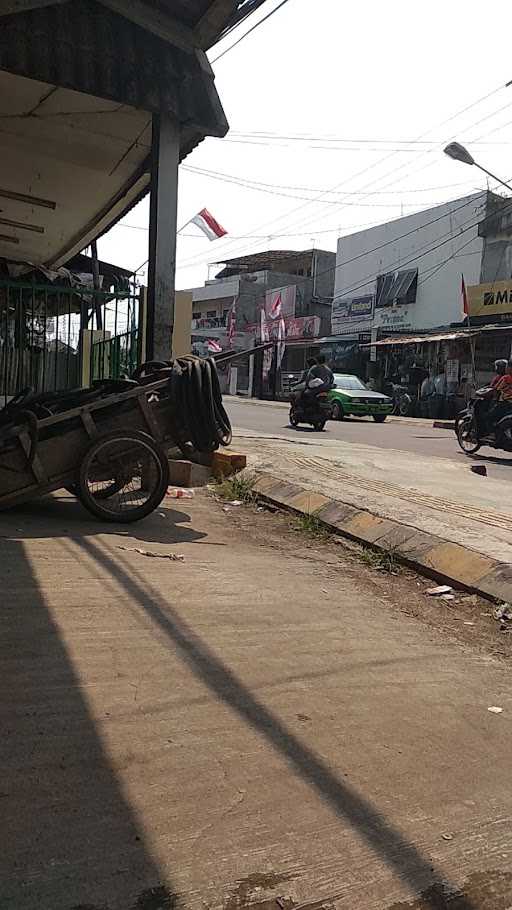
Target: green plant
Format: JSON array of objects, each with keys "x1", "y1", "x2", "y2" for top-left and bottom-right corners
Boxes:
[
  {"x1": 293, "y1": 512, "x2": 329, "y2": 539},
  {"x1": 215, "y1": 472, "x2": 255, "y2": 503},
  {"x1": 359, "y1": 546, "x2": 402, "y2": 575}
]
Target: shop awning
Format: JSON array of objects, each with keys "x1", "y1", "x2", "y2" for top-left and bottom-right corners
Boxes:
[{"x1": 361, "y1": 330, "x2": 480, "y2": 347}]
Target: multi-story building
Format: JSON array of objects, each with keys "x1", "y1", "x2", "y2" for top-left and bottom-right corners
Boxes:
[
  {"x1": 329, "y1": 191, "x2": 512, "y2": 414},
  {"x1": 184, "y1": 248, "x2": 336, "y2": 394},
  {"x1": 332, "y1": 190, "x2": 512, "y2": 337}
]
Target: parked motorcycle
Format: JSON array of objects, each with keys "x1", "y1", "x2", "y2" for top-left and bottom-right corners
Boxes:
[
  {"x1": 456, "y1": 388, "x2": 512, "y2": 454},
  {"x1": 289, "y1": 377, "x2": 332, "y2": 431}
]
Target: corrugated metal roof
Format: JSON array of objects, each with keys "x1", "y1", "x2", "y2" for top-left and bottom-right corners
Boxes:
[{"x1": 362, "y1": 330, "x2": 480, "y2": 347}]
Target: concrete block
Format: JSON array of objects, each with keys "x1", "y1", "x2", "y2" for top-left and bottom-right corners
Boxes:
[
  {"x1": 341, "y1": 511, "x2": 388, "y2": 540},
  {"x1": 422, "y1": 542, "x2": 495, "y2": 586},
  {"x1": 168, "y1": 459, "x2": 211, "y2": 487},
  {"x1": 315, "y1": 500, "x2": 358, "y2": 527},
  {"x1": 478, "y1": 563, "x2": 512, "y2": 602},
  {"x1": 211, "y1": 450, "x2": 247, "y2": 479},
  {"x1": 287, "y1": 491, "x2": 330, "y2": 515},
  {"x1": 253, "y1": 473, "x2": 281, "y2": 496}
]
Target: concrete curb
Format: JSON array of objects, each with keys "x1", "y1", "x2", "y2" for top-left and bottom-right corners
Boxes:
[{"x1": 252, "y1": 472, "x2": 512, "y2": 604}]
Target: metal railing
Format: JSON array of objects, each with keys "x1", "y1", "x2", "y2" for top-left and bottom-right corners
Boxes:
[
  {"x1": 0, "y1": 279, "x2": 142, "y2": 406},
  {"x1": 191, "y1": 315, "x2": 227, "y2": 330}
]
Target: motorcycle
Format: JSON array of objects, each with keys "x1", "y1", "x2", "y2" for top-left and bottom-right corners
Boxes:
[
  {"x1": 289, "y1": 378, "x2": 332, "y2": 431},
  {"x1": 456, "y1": 388, "x2": 512, "y2": 454}
]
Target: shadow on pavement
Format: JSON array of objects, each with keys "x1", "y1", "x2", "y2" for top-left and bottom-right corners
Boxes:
[
  {"x1": 1, "y1": 537, "x2": 174, "y2": 910},
  {"x1": 0, "y1": 493, "x2": 210, "y2": 546},
  {"x1": 78, "y1": 536, "x2": 477, "y2": 910}
]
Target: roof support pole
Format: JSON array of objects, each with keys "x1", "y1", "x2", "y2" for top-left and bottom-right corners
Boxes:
[{"x1": 146, "y1": 112, "x2": 180, "y2": 362}]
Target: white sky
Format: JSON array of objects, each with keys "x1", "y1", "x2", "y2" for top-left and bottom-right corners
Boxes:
[{"x1": 99, "y1": 0, "x2": 512, "y2": 292}]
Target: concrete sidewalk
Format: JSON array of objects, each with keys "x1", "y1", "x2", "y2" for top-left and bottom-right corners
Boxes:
[
  {"x1": 2, "y1": 490, "x2": 512, "y2": 910},
  {"x1": 232, "y1": 430, "x2": 512, "y2": 598}
]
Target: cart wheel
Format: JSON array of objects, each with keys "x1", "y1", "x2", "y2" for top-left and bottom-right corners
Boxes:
[{"x1": 78, "y1": 430, "x2": 169, "y2": 523}]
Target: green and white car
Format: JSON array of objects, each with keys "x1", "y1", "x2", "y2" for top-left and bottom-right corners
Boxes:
[{"x1": 328, "y1": 374, "x2": 393, "y2": 423}]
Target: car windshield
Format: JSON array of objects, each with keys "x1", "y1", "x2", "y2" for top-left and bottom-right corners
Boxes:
[{"x1": 333, "y1": 374, "x2": 368, "y2": 391}]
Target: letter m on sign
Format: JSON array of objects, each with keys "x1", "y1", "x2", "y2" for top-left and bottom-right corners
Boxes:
[{"x1": 496, "y1": 290, "x2": 509, "y2": 305}]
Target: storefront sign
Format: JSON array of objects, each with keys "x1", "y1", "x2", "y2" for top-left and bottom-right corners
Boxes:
[
  {"x1": 468, "y1": 280, "x2": 512, "y2": 318},
  {"x1": 332, "y1": 294, "x2": 374, "y2": 333},
  {"x1": 377, "y1": 308, "x2": 414, "y2": 331},
  {"x1": 253, "y1": 314, "x2": 320, "y2": 341}
]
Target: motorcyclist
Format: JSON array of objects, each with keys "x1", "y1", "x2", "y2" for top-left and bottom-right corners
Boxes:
[
  {"x1": 490, "y1": 359, "x2": 508, "y2": 390},
  {"x1": 298, "y1": 357, "x2": 317, "y2": 384},
  {"x1": 490, "y1": 358, "x2": 512, "y2": 426},
  {"x1": 474, "y1": 359, "x2": 508, "y2": 431},
  {"x1": 294, "y1": 355, "x2": 334, "y2": 414},
  {"x1": 306, "y1": 354, "x2": 335, "y2": 393}
]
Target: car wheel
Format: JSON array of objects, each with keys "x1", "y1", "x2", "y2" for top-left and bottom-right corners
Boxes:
[
  {"x1": 373, "y1": 414, "x2": 387, "y2": 423},
  {"x1": 332, "y1": 401, "x2": 344, "y2": 421}
]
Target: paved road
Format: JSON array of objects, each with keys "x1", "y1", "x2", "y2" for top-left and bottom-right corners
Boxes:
[
  {"x1": 4, "y1": 491, "x2": 512, "y2": 909},
  {"x1": 226, "y1": 398, "x2": 512, "y2": 483}
]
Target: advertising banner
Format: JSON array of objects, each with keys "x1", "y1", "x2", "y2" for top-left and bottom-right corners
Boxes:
[
  {"x1": 332, "y1": 294, "x2": 374, "y2": 333},
  {"x1": 467, "y1": 280, "x2": 512, "y2": 319}
]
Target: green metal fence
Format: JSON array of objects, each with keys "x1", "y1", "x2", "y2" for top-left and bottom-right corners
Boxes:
[{"x1": 0, "y1": 279, "x2": 142, "y2": 406}]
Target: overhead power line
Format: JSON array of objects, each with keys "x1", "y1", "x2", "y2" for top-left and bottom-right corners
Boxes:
[
  {"x1": 183, "y1": 81, "x2": 510, "y2": 268},
  {"x1": 177, "y1": 178, "x2": 490, "y2": 272},
  {"x1": 211, "y1": 0, "x2": 292, "y2": 63}
]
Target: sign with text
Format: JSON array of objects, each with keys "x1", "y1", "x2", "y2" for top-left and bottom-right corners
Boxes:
[
  {"x1": 467, "y1": 280, "x2": 512, "y2": 318},
  {"x1": 332, "y1": 294, "x2": 374, "y2": 333},
  {"x1": 254, "y1": 314, "x2": 320, "y2": 341}
]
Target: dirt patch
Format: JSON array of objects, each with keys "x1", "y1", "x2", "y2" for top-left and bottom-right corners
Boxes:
[
  {"x1": 387, "y1": 869, "x2": 512, "y2": 909},
  {"x1": 216, "y1": 497, "x2": 511, "y2": 664}
]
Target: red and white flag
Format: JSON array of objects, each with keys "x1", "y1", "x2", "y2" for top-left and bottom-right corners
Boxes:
[
  {"x1": 189, "y1": 208, "x2": 227, "y2": 241},
  {"x1": 461, "y1": 274, "x2": 469, "y2": 319},
  {"x1": 227, "y1": 297, "x2": 237, "y2": 345},
  {"x1": 276, "y1": 315, "x2": 286, "y2": 369},
  {"x1": 207, "y1": 338, "x2": 222, "y2": 354},
  {"x1": 269, "y1": 291, "x2": 282, "y2": 319}
]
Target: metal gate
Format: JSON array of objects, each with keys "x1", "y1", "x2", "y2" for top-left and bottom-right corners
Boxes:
[{"x1": 0, "y1": 280, "x2": 142, "y2": 406}]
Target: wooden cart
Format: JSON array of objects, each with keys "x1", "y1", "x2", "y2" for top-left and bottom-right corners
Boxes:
[{"x1": 0, "y1": 378, "x2": 182, "y2": 522}]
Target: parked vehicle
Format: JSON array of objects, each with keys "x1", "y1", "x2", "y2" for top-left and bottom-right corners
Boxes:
[
  {"x1": 456, "y1": 389, "x2": 512, "y2": 455},
  {"x1": 328, "y1": 374, "x2": 393, "y2": 422}
]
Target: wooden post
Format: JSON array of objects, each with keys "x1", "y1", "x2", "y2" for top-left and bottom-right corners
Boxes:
[
  {"x1": 147, "y1": 113, "x2": 180, "y2": 362},
  {"x1": 90, "y1": 239, "x2": 103, "y2": 330}
]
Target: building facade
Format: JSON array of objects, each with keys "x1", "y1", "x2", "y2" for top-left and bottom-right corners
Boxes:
[
  {"x1": 184, "y1": 248, "x2": 335, "y2": 395},
  {"x1": 332, "y1": 191, "x2": 512, "y2": 339},
  {"x1": 329, "y1": 191, "x2": 512, "y2": 416}
]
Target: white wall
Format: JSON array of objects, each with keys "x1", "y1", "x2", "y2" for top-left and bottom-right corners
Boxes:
[{"x1": 333, "y1": 192, "x2": 487, "y2": 335}]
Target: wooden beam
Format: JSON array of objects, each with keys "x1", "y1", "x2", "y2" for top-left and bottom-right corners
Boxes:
[
  {"x1": 0, "y1": 0, "x2": 67, "y2": 15},
  {"x1": 98, "y1": 0, "x2": 196, "y2": 54},
  {"x1": 195, "y1": 0, "x2": 235, "y2": 49}
]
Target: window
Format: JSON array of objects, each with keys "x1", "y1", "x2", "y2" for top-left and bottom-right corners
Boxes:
[
  {"x1": 376, "y1": 269, "x2": 418, "y2": 307},
  {"x1": 333, "y1": 374, "x2": 368, "y2": 390},
  {"x1": 376, "y1": 272, "x2": 395, "y2": 308},
  {"x1": 192, "y1": 312, "x2": 201, "y2": 319},
  {"x1": 206, "y1": 310, "x2": 217, "y2": 318}
]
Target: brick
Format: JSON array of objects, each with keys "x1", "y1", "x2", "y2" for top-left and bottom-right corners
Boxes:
[
  {"x1": 168, "y1": 460, "x2": 211, "y2": 487},
  {"x1": 211, "y1": 451, "x2": 247, "y2": 479}
]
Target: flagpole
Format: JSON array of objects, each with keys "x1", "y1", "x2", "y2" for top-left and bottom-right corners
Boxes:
[{"x1": 463, "y1": 273, "x2": 477, "y2": 391}]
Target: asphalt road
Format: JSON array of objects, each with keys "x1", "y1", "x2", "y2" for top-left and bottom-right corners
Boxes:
[{"x1": 226, "y1": 397, "x2": 512, "y2": 483}]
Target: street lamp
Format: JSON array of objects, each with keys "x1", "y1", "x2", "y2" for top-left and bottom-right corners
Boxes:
[{"x1": 443, "y1": 142, "x2": 512, "y2": 193}]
